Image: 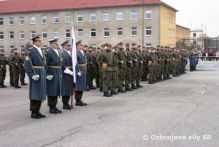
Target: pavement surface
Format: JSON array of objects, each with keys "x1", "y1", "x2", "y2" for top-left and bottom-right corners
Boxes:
[{"x1": 0, "y1": 61, "x2": 219, "y2": 147}]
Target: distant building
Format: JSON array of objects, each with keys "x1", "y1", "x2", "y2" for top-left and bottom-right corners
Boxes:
[
  {"x1": 0, "y1": 0, "x2": 179, "y2": 52},
  {"x1": 176, "y1": 24, "x2": 190, "y2": 47},
  {"x1": 204, "y1": 37, "x2": 219, "y2": 52},
  {"x1": 190, "y1": 29, "x2": 204, "y2": 50}
]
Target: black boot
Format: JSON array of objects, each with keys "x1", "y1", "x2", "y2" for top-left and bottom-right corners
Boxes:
[
  {"x1": 49, "y1": 106, "x2": 58, "y2": 114},
  {"x1": 31, "y1": 111, "x2": 41, "y2": 119},
  {"x1": 21, "y1": 83, "x2": 27, "y2": 86},
  {"x1": 63, "y1": 103, "x2": 72, "y2": 110},
  {"x1": 14, "y1": 85, "x2": 21, "y2": 89},
  {"x1": 131, "y1": 84, "x2": 137, "y2": 89},
  {"x1": 118, "y1": 88, "x2": 126, "y2": 93},
  {"x1": 103, "y1": 91, "x2": 112, "y2": 97},
  {"x1": 111, "y1": 90, "x2": 118, "y2": 95},
  {"x1": 37, "y1": 111, "x2": 46, "y2": 118}
]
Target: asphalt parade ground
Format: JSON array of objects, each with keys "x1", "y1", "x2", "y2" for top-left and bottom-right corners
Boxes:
[{"x1": 0, "y1": 61, "x2": 219, "y2": 147}]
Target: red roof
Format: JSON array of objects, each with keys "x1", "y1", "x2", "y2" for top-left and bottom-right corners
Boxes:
[{"x1": 0, "y1": 0, "x2": 172, "y2": 14}]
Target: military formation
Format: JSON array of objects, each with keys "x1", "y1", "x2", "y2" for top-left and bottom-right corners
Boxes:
[
  {"x1": 0, "y1": 48, "x2": 27, "y2": 88},
  {"x1": 0, "y1": 35, "x2": 190, "y2": 119},
  {"x1": 85, "y1": 42, "x2": 188, "y2": 97}
]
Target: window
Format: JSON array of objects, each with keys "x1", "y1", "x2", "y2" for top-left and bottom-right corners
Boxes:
[
  {"x1": 20, "y1": 45, "x2": 25, "y2": 50},
  {"x1": 102, "y1": 13, "x2": 110, "y2": 21},
  {"x1": 19, "y1": 17, "x2": 25, "y2": 25},
  {"x1": 77, "y1": 29, "x2": 83, "y2": 38},
  {"x1": 146, "y1": 43, "x2": 152, "y2": 48},
  {"x1": 41, "y1": 16, "x2": 47, "y2": 24},
  {"x1": 10, "y1": 46, "x2": 14, "y2": 50},
  {"x1": 65, "y1": 29, "x2": 71, "y2": 38},
  {"x1": 90, "y1": 29, "x2": 96, "y2": 37},
  {"x1": 30, "y1": 16, "x2": 36, "y2": 24},
  {"x1": 168, "y1": 29, "x2": 174, "y2": 37},
  {"x1": 42, "y1": 45, "x2": 48, "y2": 48},
  {"x1": 117, "y1": 28, "x2": 123, "y2": 36},
  {"x1": 20, "y1": 31, "x2": 25, "y2": 39},
  {"x1": 65, "y1": 16, "x2": 71, "y2": 23},
  {"x1": 145, "y1": 10, "x2": 152, "y2": 19},
  {"x1": 0, "y1": 32, "x2": 4, "y2": 40},
  {"x1": 0, "y1": 17, "x2": 3, "y2": 25},
  {"x1": 193, "y1": 33, "x2": 196, "y2": 37},
  {"x1": 42, "y1": 31, "x2": 47, "y2": 39},
  {"x1": 53, "y1": 16, "x2": 59, "y2": 23},
  {"x1": 90, "y1": 13, "x2": 96, "y2": 21},
  {"x1": 131, "y1": 27, "x2": 137, "y2": 36},
  {"x1": 53, "y1": 32, "x2": 59, "y2": 38},
  {"x1": 145, "y1": 26, "x2": 152, "y2": 36},
  {"x1": 9, "y1": 17, "x2": 14, "y2": 25},
  {"x1": 168, "y1": 13, "x2": 175, "y2": 23},
  {"x1": 77, "y1": 15, "x2": 83, "y2": 22},
  {"x1": 103, "y1": 28, "x2": 110, "y2": 37},
  {"x1": 131, "y1": 10, "x2": 137, "y2": 20},
  {"x1": 9, "y1": 31, "x2": 14, "y2": 39},
  {"x1": 31, "y1": 31, "x2": 36, "y2": 39},
  {"x1": 116, "y1": 12, "x2": 123, "y2": 20}
]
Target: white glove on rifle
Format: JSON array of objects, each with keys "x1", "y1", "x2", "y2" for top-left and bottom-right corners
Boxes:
[
  {"x1": 64, "y1": 68, "x2": 73, "y2": 76},
  {"x1": 32, "y1": 75, "x2": 40, "y2": 81},
  {"x1": 46, "y1": 75, "x2": 53, "y2": 81}
]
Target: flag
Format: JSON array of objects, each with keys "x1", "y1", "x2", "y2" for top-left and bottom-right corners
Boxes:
[{"x1": 71, "y1": 26, "x2": 77, "y2": 83}]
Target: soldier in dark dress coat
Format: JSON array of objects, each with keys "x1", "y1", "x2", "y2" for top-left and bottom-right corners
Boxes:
[{"x1": 24, "y1": 35, "x2": 47, "y2": 119}]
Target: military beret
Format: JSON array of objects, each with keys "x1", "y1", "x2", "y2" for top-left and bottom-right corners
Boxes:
[
  {"x1": 49, "y1": 38, "x2": 58, "y2": 43},
  {"x1": 61, "y1": 40, "x2": 70, "y2": 46},
  {"x1": 118, "y1": 42, "x2": 123, "y2": 46},
  {"x1": 125, "y1": 43, "x2": 130, "y2": 46},
  {"x1": 31, "y1": 35, "x2": 41, "y2": 41}
]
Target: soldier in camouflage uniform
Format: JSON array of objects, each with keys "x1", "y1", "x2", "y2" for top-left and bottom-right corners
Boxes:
[
  {"x1": 0, "y1": 49, "x2": 8, "y2": 88},
  {"x1": 8, "y1": 49, "x2": 14, "y2": 87},
  {"x1": 131, "y1": 43, "x2": 138, "y2": 89},
  {"x1": 11, "y1": 48, "x2": 22, "y2": 88},
  {"x1": 20, "y1": 49, "x2": 27, "y2": 85},
  {"x1": 125, "y1": 43, "x2": 133, "y2": 91},
  {"x1": 86, "y1": 46, "x2": 96, "y2": 90},
  {"x1": 97, "y1": 44, "x2": 115, "y2": 97},
  {"x1": 117, "y1": 42, "x2": 126, "y2": 93},
  {"x1": 147, "y1": 48, "x2": 157, "y2": 84},
  {"x1": 136, "y1": 45, "x2": 143, "y2": 88},
  {"x1": 95, "y1": 47, "x2": 101, "y2": 88}
]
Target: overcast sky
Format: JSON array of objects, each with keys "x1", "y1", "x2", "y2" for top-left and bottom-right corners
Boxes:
[{"x1": 162, "y1": 0, "x2": 219, "y2": 37}]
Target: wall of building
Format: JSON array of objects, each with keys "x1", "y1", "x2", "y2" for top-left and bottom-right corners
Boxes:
[
  {"x1": 176, "y1": 25, "x2": 190, "y2": 45},
  {"x1": 160, "y1": 5, "x2": 176, "y2": 47},
  {"x1": 0, "y1": 4, "x2": 176, "y2": 52}
]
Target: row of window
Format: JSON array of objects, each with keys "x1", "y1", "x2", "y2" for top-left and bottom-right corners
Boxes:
[
  {"x1": 0, "y1": 42, "x2": 153, "y2": 50},
  {"x1": 0, "y1": 10, "x2": 152, "y2": 26},
  {"x1": 0, "y1": 27, "x2": 153, "y2": 40},
  {"x1": 168, "y1": 28, "x2": 175, "y2": 37}
]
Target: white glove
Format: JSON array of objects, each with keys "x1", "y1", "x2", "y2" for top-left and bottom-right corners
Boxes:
[
  {"x1": 64, "y1": 68, "x2": 73, "y2": 76},
  {"x1": 77, "y1": 71, "x2": 82, "y2": 77},
  {"x1": 32, "y1": 75, "x2": 40, "y2": 81},
  {"x1": 46, "y1": 75, "x2": 53, "y2": 81}
]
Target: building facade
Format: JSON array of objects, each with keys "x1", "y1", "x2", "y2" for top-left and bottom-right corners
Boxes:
[
  {"x1": 0, "y1": 0, "x2": 178, "y2": 52},
  {"x1": 190, "y1": 29, "x2": 204, "y2": 50},
  {"x1": 176, "y1": 24, "x2": 190, "y2": 46}
]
